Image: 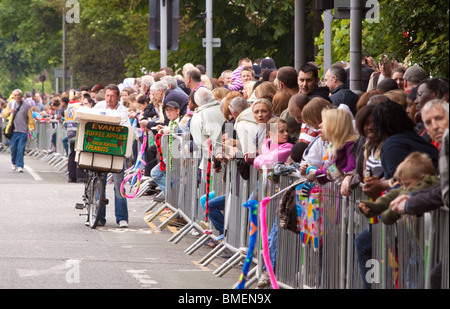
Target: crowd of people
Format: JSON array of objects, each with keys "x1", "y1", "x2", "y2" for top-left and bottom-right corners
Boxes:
[{"x1": 1, "y1": 55, "x2": 448, "y2": 288}]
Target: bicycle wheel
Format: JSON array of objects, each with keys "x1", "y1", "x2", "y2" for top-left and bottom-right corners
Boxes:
[{"x1": 88, "y1": 174, "x2": 105, "y2": 229}]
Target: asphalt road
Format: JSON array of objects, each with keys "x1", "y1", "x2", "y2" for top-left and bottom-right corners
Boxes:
[{"x1": 0, "y1": 149, "x2": 242, "y2": 290}]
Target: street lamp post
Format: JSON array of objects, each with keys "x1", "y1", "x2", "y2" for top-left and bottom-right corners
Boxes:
[
  {"x1": 205, "y1": 0, "x2": 213, "y2": 78},
  {"x1": 62, "y1": 5, "x2": 66, "y2": 93}
]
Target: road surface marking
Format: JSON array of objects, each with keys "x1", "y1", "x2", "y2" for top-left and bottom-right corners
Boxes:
[
  {"x1": 24, "y1": 165, "x2": 42, "y2": 181},
  {"x1": 126, "y1": 270, "x2": 159, "y2": 288}
]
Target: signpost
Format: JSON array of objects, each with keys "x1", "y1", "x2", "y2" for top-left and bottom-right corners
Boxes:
[
  {"x1": 54, "y1": 68, "x2": 73, "y2": 94},
  {"x1": 202, "y1": 38, "x2": 221, "y2": 48}
]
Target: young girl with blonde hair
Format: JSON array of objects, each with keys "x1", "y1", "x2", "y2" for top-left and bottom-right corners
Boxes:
[{"x1": 307, "y1": 108, "x2": 358, "y2": 185}]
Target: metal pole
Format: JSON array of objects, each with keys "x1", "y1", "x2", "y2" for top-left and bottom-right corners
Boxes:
[
  {"x1": 294, "y1": 0, "x2": 305, "y2": 71},
  {"x1": 349, "y1": 0, "x2": 362, "y2": 92},
  {"x1": 323, "y1": 9, "x2": 333, "y2": 77},
  {"x1": 160, "y1": 0, "x2": 168, "y2": 68},
  {"x1": 346, "y1": 196, "x2": 354, "y2": 289},
  {"x1": 205, "y1": 0, "x2": 213, "y2": 78},
  {"x1": 62, "y1": 6, "x2": 66, "y2": 93},
  {"x1": 340, "y1": 196, "x2": 347, "y2": 289}
]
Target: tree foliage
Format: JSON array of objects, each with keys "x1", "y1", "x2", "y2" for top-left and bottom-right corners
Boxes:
[
  {"x1": 375, "y1": 0, "x2": 449, "y2": 78},
  {"x1": 0, "y1": 0, "x2": 61, "y2": 92},
  {"x1": 315, "y1": 0, "x2": 449, "y2": 78},
  {"x1": 64, "y1": 0, "x2": 141, "y2": 87},
  {"x1": 1, "y1": 0, "x2": 448, "y2": 94},
  {"x1": 123, "y1": 0, "x2": 304, "y2": 78}
]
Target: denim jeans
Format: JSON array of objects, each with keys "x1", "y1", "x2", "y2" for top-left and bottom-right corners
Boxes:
[
  {"x1": 355, "y1": 227, "x2": 373, "y2": 289},
  {"x1": 268, "y1": 218, "x2": 278, "y2": 269},
  {"x1": 62, "y1": 136, "x2": 69, "y2": 156},
  {"x1": 10, "y1": 132, "x2": 28, "y2": 168},
  {"x1": 261, "y1": 217, "x2": 279, "y2": 272},
  {"x1": 99, "y1": 168, "x2": 128, "y2": 225},
  {"x1": 208, "y1": 195, "x2": 226, "y2": 235},
  {"x1": 151, "y1": 162, "x2": 166, "y2": 196}
]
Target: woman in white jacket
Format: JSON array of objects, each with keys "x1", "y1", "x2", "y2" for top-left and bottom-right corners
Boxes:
[{"x1": 190, "y1": 87, "x2": 226, "y2": 170}]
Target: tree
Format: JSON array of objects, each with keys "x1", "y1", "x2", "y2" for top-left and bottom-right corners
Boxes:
[
  {"x1": 65, "y1": 0, "x2": 142, "y2": 87},
  {"x1": 0, "y1": 0, "x2": 62, "y2": 93},
  {"x1": 314, "y1": 0, "x2": 449, "y2": 79},
  {"x1": 375, "y1": 0, "x2": 449, "y2": 78},
  {"x1": 124, "y1": 0, "x2": 318, "y2": 78},
  {"x1": 2, "y1": 0, "x2": 447, "y2": 92}
]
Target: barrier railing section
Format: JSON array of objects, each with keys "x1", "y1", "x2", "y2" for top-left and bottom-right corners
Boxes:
[
  {"x1": 255, "y1": 172, "x2": 349, "y2": 289},
  {"x1": 162, "y1": 134, "x2": 181, "y2": 212},
  {"x1": 0, "y1": 116, "x2": 5, "y2": 145},
  {"x1": 426, "y1": 206, "x2": 449, "y2": 289},
  {"x1": 440, "y1": 207, "x2": 449, "y2": 289},
  {"x1": 155, "y1": 130, "x2": 448, "y2": 289},
  {"x1": 223, "y1": 161, "x2": 255, "y2": 251},
  {"x1": 232, "y1": 163, "x2": 446, "y2": 289},
  {"x1": 257, "y1": 173, "x2": 304, "y2": 289},
  {"x1": 26, "y1": 121, "x2": 67, "y2": 155},
  {"x1": 156, "y1": 134, "x2": 226, "y2": 241},
  {"x1": 344, "y1": 188, "x2": 371, "y2": 288},
  {"x1": 0, "y1": 121, "x2": 69, "y2": 173}
]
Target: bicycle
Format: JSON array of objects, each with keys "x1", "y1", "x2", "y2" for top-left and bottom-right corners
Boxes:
[
  {"x1": 78, "y1": 169, "x2": 109, "y2": 229},
  {"x1": 73, "y1": 112, "x2": 132, "y2": 229}
]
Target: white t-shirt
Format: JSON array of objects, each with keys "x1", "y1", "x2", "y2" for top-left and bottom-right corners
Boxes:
[{"x1": 93, "y1": 101, "x2": 130, "y2": 126}]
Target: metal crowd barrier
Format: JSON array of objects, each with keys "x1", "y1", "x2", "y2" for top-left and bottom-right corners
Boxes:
[
  {"x1": 153, "y1": 133, "x2": 448, "y2": 289},
  {"x1": 0, "y1": 116, "x2": 5, "y2": 145},
  {"x1": 145, "y1": 134, "x2": 226, "y2": 249},
  {"x1": 1, "y1": 121, "x2": 69, "y2": 173},
  {"x1": 27, "y1": 121, "x2": 68, "y2": 173},
  {"x1": 427, "y1": 206, "x2": 449, "y2": 289},
  {"x1": 0, "y1": 116, "x2": 6, "y2": 151}
]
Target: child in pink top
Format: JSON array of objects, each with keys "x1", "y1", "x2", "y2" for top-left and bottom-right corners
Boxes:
[{"x1": 254, "y1": 118, "x2": 295, "y2": 170}]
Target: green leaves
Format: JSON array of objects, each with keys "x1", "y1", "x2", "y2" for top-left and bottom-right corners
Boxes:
[
  {"x1": 315, "y1": 0, "x2": 449, "y2": 79},
  {"x1": 0, "y1": 0, "x2": 61, "y2": 92},
  {"x1": 1, "y1": 0, "x2": 448, "y2": 94}
]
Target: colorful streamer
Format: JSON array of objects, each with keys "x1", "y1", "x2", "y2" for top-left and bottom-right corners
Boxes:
[
  {"x1": 204, "y1": 139, "x2": 212, "y2": 222},
  {"x1": 260, "y1": 197, "x2": 279, "y2": 289},
  {"x1": 237, "y1": 198, "x2": 258, "y2": 289},
  {"x1": 28, "y1": 130, "x2": 37, "y2": 141},
  {"x1": 155, "y1": 133, "x2": 166, "y2": 172},
  {"x1": 296, "y1": 183, "x2": 323, "y2": 251},
  {"x1": 120, "y1": 133, "x2": 147, "y2": 199},
  {"x1": 168, "y1": 120, "x2": 178, "y2": 171}
]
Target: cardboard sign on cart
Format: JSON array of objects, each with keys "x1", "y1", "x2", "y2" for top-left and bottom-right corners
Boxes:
[{"x1": 74, "y1": 110, "x2": 133, "y2": 173}]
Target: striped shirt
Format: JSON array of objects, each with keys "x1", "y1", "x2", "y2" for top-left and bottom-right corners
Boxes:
[
  {"x1": 299, "y1": 123, "x2": 319, "y2": 145},
  {"x1": 227, "y1": 66, "x2": 244, "y2": 92}
]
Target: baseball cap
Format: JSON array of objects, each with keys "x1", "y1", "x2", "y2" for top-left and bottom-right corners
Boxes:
[
  {"x1": 404, "y1": 65, "x2": 427, "y2": 83},
  {"x1": 261, "y1": 58, "x2": 276, "y2": 70},
  {"x1": 253, "y1": 64, "x2": 262, "y2": 78},
  {"x1": 164, "y1": 101, "x2": 180, "y2": 110}
]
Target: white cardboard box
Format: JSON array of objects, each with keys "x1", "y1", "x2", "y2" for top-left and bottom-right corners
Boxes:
[{"x1": 74, "y1": 112, "x2": 133, "y2": 173}]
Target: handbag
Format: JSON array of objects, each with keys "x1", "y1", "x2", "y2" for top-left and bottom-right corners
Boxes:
[{"x1": 3, "y1": 101, "x2": 23, "y2": 139}]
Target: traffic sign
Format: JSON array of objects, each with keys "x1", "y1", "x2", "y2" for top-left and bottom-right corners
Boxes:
[
  {"x1": 202, "y1": 38, "x2": 221, "y2": 48},
  {"x1": 54, "y1": 68, "x2": 72, "y2": 79}
]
